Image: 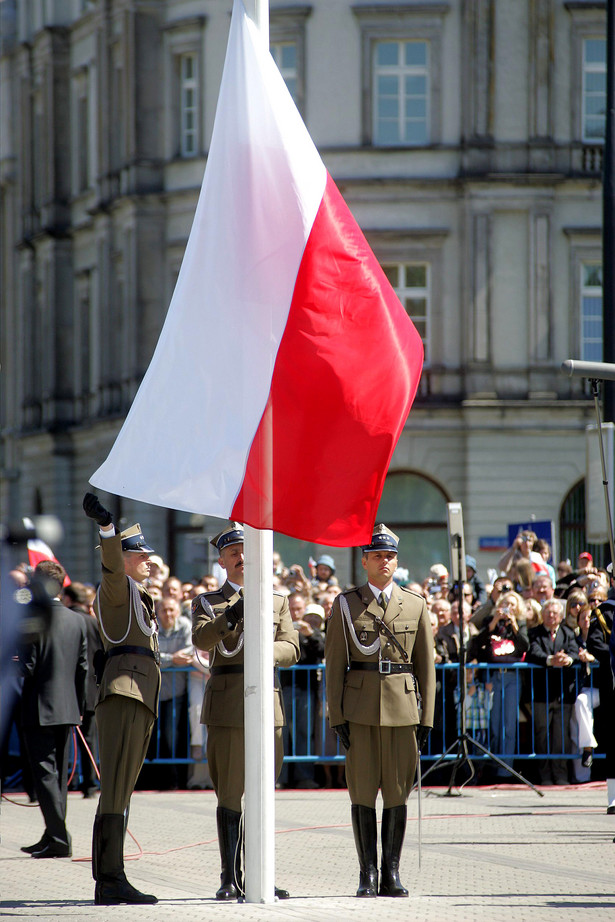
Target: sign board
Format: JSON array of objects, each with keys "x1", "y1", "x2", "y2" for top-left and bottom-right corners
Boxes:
[
  {"x1": 478, "y1": 536, "x2": 509, "y2": 552},
  {"x1": 585, "y1": 423, "x2": 615, "y2": 544},
  {"x1": 507, "y1": 519, "x2": 556, "y2": 562}
]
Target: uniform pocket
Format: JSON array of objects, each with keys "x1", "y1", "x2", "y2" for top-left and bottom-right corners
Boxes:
[
  {"x1": 117, "y1": 658, "x2": 150, "y2": 678},
  {"x1": 394, "y1": 620, "x2": 417, "y2": 634},
  {"x1": 404, "y1": 676, "x2": 419, "y2": 722},
  {"x1": 204, "y1": 674, "x2": 227, "y2": 721},
  {"x1": 343, "y1": 670, "x2": 364, "y2": 720}
]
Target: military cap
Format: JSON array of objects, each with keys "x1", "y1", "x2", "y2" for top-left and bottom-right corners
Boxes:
[
  {"x1": 211, "y1": 522, "x2": 245, "y2": 552},
  {"x1": 120, "y1": 524, "x2": 155, "y2": 554},
  {"x1": 362, "y1": 524, "x2": 399, "y2": 554}
]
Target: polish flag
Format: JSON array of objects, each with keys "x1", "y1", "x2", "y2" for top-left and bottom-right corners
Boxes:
[
  {"x1": 24, "y1": 518, "x2": 71, "y2": 586},
  {"x1": 90, "y1": 0, "x2": 423, "y2": 547}
]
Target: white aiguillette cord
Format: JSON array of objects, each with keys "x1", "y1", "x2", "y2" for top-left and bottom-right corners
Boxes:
[
  {"x1": 339, "y1": 594, "x2": 380, "y2": 656},
  {"x1": 96, "y1": 577, "x2": 156, "y2": 645}
]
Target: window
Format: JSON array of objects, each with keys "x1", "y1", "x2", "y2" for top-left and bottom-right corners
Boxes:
[
  {"x1": 271, "y1": 41, "x2": 298, "y2": 105},
  {"x1": 582, "y1": 38, "x2": 606, "y2": 142},
  {"x1": 353, "y1": 4, "x2": 447, "y2": 147},
  {"x1": 179, "y1": 52, "x2": 198, "y2": 157},
  {"x1": 163, "y1": 17, "x2": 205, "y2": 160},
  {"x1": 382, "y1": 261, "x2": 431, "y2": 362},
  {"x1": 270, "y1": 6, "x2": 311, "y2": 116},
  {"x1": 373, "y1": 40, "x2": 428, "y2": 146},
  {"x1": 580, "y1": 262, "x2": 602, "y2": 362},
  {"x1": 567, "y1": 4, "x2": 606, "y2": 153},
  {"x1": 73, "y1": 68, "x2": 91, "y2": 193},
  {"x1": 110, "y1": 51, "x2": 124, "y2": 173},
  {"x1": 373, "y1": 471, "x2": 449, "y2": 583},
  {"x1": 560, "y1": 480, "x2": 607, "y2": 569}
]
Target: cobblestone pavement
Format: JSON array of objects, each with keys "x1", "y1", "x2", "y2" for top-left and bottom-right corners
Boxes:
[{"x1": 1, "y1": 782, "x2": 614, "y2": 921}]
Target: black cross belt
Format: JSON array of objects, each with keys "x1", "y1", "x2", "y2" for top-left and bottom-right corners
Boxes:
[
  {"x1": 370, "y1": 615, "x2": 409, "y2": 662},
  {"x1": 349, "y1": 661, "x2": 414, "y2": 675}
]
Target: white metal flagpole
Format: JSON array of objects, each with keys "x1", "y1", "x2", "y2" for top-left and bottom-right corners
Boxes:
[
  {"x1": 244, "y1": 524, "x2": 274, "y2": 903},
  {"x1": 242, "y1": 5, "x2": 274, "y2": 906}
]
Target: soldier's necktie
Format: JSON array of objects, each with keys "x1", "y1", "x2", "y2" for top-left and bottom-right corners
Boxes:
[{"x1": 379, "y1": 592, "x2": 388, "y2": 613}]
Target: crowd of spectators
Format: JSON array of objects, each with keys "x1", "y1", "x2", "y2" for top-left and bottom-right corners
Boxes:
[{"x1": 4, "y1": 531, "x2": 612, "y2": 794}]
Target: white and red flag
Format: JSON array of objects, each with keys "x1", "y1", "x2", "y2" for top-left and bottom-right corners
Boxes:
[
  {"x1": 23, "y1": 518, "x2": 71, "y2": 585},
  {"x1": 91, "y1": 0, "x2": 423, "y2": 546}
]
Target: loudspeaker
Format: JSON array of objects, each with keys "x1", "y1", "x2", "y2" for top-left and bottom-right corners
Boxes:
[{"x1": 446, "y1": 502, "x2": 467, "y2": 585}]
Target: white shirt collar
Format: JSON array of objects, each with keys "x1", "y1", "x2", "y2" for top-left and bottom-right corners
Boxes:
[
  {"x1": 228, "y1": 580, "x2": 242, "y2": 593},
  {"x1": 369, "y1": 582, "x2": 393, "y2": 601}
]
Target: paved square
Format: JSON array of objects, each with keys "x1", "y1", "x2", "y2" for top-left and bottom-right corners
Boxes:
[{"x1": 1, "y1": 783, "x2": 614, "y2": 921}]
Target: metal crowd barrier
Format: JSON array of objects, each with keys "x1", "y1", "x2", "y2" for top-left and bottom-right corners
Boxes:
[
  {"x1": 137, "y1": 661, "x2": 603, "y2": 769},
  {"x1": 41, "y1": 661, "x2": 601, "y2": 791}
]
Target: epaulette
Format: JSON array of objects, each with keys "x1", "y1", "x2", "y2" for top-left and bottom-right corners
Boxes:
[
  {"x1": 273, "y1": 590, "x2": 285, "y2": 598},
  {"x1": 191, "y1": 594, "x2": 216, "y2": 617},
  {"x1": 398, "y1": 585, "x2": 424, "y2": 601}
]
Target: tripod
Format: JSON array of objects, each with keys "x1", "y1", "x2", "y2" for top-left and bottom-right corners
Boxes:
[{"x1": 421, "y1": 534, "x2": 543, "y2": 797}]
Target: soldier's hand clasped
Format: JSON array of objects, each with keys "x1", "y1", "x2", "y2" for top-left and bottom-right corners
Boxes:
[
  {"x1": 415, "y1": 725, "x2": 431, "y2": 753},
  {"x1": 225, "y1": 596, "x2": 244, "y2": 630},
  {"x1": 332, "y1": 722, "x2": 351, "y2": 751}
]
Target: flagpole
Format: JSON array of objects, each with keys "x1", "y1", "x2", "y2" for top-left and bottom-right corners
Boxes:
[{"x1": 242, "y1": 2, "x2": 274, "y2": 906}]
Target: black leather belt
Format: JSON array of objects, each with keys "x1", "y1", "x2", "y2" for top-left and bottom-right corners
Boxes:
[
  {"x1": 107, "y1": 645, "x2": 160, "y2": 665},
  {"x1": 211, "y1": 665, "x2": 279, "y2": 683},
  {"x1": 349, "y1": 661, "x2": 413, "y2": 675}
]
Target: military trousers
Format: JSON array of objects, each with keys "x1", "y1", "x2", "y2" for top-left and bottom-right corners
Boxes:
[
  {"x1": 96, "y1": 695, "x2": 155, "y2": 814},
  {"x1": 207, "y1": 724, "x2": 284, "y2": 812},
  {"x1": 345, "y1": 723, "x2": 417, "y2": 808}
]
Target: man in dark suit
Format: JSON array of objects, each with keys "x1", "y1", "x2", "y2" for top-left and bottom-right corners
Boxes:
[
  {"x1": 62, "y1": 582, "x2": 102, "y2": 798},
  {"x1": 325, "y1": 525, "x2": 435, "y2": 898},
  {"x1": 18, "y1": 561, "x2": 87, "y2": 858},
  {"x1": 527, "y1": 597, "x2": 579, "y2": 784}
]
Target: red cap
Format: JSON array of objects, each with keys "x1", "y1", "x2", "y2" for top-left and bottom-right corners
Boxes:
[{"x1": 578, "y1": 552, "x2": 593, "y2": 562}]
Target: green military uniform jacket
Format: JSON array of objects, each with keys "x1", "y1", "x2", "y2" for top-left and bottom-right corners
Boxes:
[
  {"x1": 94, "y1": 533, "x2": 160, "y2": 718},
  {"x1": 192, "y1": 581, "x2": 299, "y2": 728},
  {"x1": 325, "y1": 582, "x2": 435, "y2": 728}
]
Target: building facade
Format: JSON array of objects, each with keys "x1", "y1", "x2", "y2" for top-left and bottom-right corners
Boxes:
[{"x1": 0, "y1": 0, "x2": 607, "y2": 584}]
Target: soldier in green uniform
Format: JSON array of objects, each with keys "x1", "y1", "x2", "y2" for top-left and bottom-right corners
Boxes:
[
  {"x1": 325, "y1": 524, "x2": 435, "y2": 898},
  {"x1": 83, "y1": 493, "x2": 160, "y2": 906},
  {"x1": 191, "y1": 522, "x2": 299, "y2": 901}
]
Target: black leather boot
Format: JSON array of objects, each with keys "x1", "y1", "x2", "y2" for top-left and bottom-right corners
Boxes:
[
  {"x1": 94, "y1": 814, "x2": 157, "y2": 905},
  {"x1": 351, "y1": 805, "x2": 378, "y2": 897},
  {"x1": 379, "y1": 805, "x2": 409, "y2": 897},
  {"x1": 91, "y1": 814, "x2": 101, "y2": 881},
  {"x1": 215, "y1": 806, "x2": 242, "y2": 900}
]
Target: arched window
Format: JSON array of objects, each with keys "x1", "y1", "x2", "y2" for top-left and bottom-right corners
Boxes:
[
  {"x1": 365, "y1": 471, "x2": 450, "y2": 583},
  {"x1": 559, "y1": 479, "x2": 608, "y2": 568}
]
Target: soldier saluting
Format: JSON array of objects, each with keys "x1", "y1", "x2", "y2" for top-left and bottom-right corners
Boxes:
[
  {"x1": 191, "y1": 522, "x2": 299, "y2": 901},
  {"x1": 325, "y1": 524, "x2": 435, "y2": 898},
  {"x1": 83, "y1": 493, "x2": 159, "y2": 906}
]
